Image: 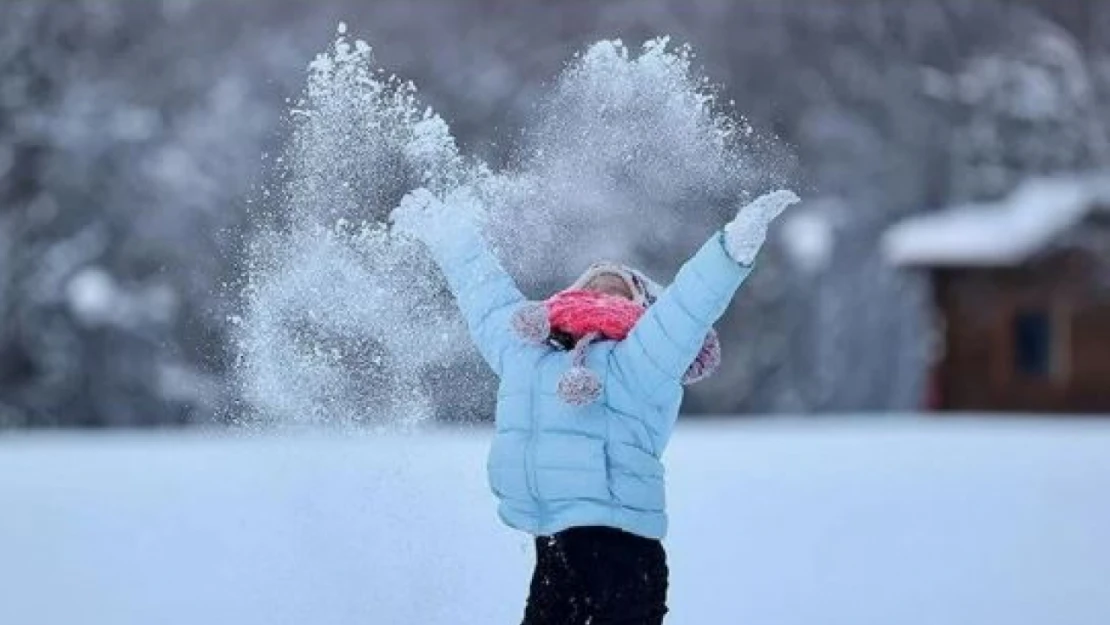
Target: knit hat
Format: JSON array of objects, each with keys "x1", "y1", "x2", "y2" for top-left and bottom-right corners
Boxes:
[
  {"x1": 567, "y1": 262, "x2": 655, "y2": 307},
  {"x1": 511, "y1": 262, "x2": 721, "y2": 406}
]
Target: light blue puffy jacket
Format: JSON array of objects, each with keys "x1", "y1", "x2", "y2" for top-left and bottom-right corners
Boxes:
[{"x1": 426, "y1": 220, "x2": 752, "y2": 540}]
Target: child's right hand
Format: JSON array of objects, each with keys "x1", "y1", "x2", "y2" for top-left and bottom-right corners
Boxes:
[{"x1": 390, "y1": 187, "x2": 445, "y2": 242}]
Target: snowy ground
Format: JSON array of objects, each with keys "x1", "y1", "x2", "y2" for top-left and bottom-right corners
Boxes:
[{"x1": 1, "y1": 417, "x2": 1108, "y2": 625}]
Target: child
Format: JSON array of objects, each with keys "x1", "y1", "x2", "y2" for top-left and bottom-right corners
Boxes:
[{"x1": 391, "y1": 187, "x2": 799, "y2": 624}]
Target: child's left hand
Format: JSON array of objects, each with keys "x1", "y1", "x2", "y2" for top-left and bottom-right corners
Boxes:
[{"x1": 723, "y1": 190, "x2": 801, "y2": 265}]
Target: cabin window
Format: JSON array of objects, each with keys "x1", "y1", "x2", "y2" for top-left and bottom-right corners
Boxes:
[
  {"x1": 1013, "y1": 312, "x2": 1050, "y2": 375},
  {"x1": 1012, "y1": 309, "x2": 1066, "y2": 379}
]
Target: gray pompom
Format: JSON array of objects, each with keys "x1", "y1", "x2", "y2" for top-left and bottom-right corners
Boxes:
[
  {"x1": 557, "y1": 366, "x2": 602, "y2": 406},
  {"x1": 511, "y1": 302, "x2": 550, "y2": 344},
  {"x1": 682, "y1": 329, "x2": 721, "y2": 385}
]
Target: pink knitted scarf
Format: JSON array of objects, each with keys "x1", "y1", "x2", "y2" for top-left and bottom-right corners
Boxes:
[
  {"x1": 545, "y1": 289, "x2": 645, "y2": 341},
  {"x1": 509, "y1": 286, "x2": 722, "y2": 406}
]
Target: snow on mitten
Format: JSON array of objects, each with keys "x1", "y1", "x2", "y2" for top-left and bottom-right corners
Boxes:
[
  {"x1": 724, "y1": 190, "x2": 801, "y2": 265},
  {"x1": 390, "y1": 188, "x2": 441, "y2": 239}
]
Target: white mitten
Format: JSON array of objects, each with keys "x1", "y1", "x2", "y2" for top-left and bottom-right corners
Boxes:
[
  {"x1": 723, "y1": 190, "x2": 801, "y2": 265},
  {"x1": 390, "y1": 187, "x2": 446, "y2": 243}
]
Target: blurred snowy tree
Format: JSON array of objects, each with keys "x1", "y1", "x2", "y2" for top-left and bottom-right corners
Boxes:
[
  {"x1": 0, "y1": 0, "x2": 312, "y2": 426},
  {"x1": 943, "y1": 13, "x2": 1109, "y2": 202}
]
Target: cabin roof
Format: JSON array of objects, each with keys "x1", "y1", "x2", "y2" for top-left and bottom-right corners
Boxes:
[{"x1": 883, "y1": 174, "x2": 1110, "y2": 268}]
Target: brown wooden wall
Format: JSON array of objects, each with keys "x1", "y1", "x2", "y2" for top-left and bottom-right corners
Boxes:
[{"x1": 934, "y1": 249, "x2": 1110, "y2": 414}]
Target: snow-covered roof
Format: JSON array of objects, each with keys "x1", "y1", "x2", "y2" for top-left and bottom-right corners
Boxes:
[{"x1": 883, "y1": 174, "x2": 1110, "y2": 267}]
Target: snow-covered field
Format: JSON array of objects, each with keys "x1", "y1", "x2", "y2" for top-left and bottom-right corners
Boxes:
[{"x1": 1, "y1": 417, "x2": 1108, "y2": 625}]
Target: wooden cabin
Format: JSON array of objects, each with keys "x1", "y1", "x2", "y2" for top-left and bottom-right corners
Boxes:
[{"x1": 884, "y1": 176, "x2": 1110, "y2": 414}]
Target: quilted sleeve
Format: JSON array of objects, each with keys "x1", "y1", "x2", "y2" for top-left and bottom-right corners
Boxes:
[
  {"x1": 423, "y1": 217, "x2": 530, "y2": 377},
  {"x1": 610, "y1": 231, "x2": 752, "y2": 404}
]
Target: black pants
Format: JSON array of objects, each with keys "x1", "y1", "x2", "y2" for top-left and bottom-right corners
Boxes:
[{"x1": 521, "y1": 526, "x2": 668, "y2": 625}]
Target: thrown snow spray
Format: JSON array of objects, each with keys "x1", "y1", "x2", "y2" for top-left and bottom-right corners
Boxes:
[
  {"x1": 482, "y1": 37, "x2": 791, "y2": 281},
  {"x1": 236, "y1": 26, "x2": 792, "y2": 428},
  {"x1": 235, "y1": 26, "x2": 482, "y2": 429}
]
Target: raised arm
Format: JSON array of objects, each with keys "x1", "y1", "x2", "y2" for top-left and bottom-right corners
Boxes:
[
  {"x1": 611, "y1": 190, "x2": 800, "y2": 404},
  {"x1": 391, "y1": 188, "x2": 529, "y2": 376}
]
